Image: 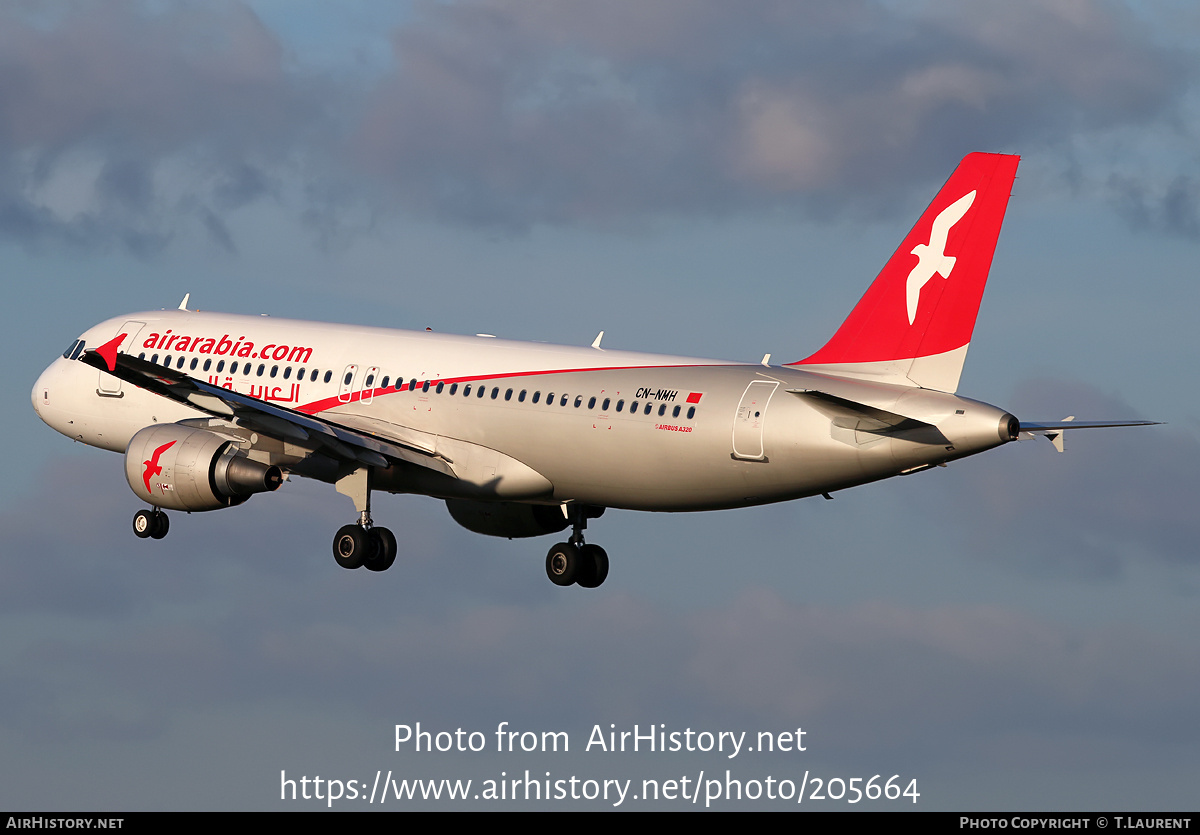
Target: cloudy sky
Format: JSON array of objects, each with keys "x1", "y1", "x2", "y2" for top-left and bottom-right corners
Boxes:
[{"x1": 3, "y1": 0, "x2": 1198, "y2": 810}]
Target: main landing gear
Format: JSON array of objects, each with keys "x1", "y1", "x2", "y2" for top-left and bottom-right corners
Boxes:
[
  {"x1": 331, "y1": 467, "x2": 397, "y2": 572},
  {"x1": 546, "y1": 505, "x2": 609, "y2": 588},
  {"x1": 133, "y1": 508, "x2": 169, "y2": 539},
  {"x1": 332, "y1": 523, "x2": 397, "y2": 572}
]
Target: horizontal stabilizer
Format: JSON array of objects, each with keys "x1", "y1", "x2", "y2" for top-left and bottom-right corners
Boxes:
[{"x1": 1018, "y1": 417, "x2": 1161, "y2": 453}]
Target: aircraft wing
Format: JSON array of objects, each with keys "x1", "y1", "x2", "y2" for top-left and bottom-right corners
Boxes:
[{"x1": 79, "y1": 342, "x2": 456, "y2": 476}]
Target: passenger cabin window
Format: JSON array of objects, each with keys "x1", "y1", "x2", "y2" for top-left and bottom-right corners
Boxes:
[
  {"x1": 436, "y1": 382, "x2": 444, "y2": 394},
  {"x1": 505, "y1": 388, "x2": 513, "y2": 401},
  {"x1": 450, "y1": 383, "x2": 458, "y2": 395},
  {"x1": 284, "y1": 366, "x2": 292, "y2": 379},
  {"x1": 190, "y1": 358, "x2": 199, "y2": 370},
  {"x1": 324, "y1": 371, "x2": 333, "y2": 383},
  {"x1": 380, "y1": 376, "x2": 389, "y2": 389},
  {"x1": 463, "y1": 384, "x2": 471, "y2": 396},
  {"x1": 687, "y1": 406, "x2": 695, "y2": 419},
  {"x1": 588, "y1": 397, "x2": 597, "y2": 409},
  {"x1": 602, "y1": 398, "x2": 610, "y2": 411},
  {"x1": 533, "y1": 392, "x2": 541, "y2": 404},
  {"x1": 271, "y1": 365, "x2": 279, "y2": 378}
]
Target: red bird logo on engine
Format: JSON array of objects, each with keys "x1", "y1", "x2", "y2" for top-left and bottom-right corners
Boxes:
[{"x1": 142, "y1": 441, "x2": 176, "y2": 493}]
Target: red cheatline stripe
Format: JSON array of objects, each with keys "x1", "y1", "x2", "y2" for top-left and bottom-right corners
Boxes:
[{"x1": 294, "y1": 363, "x2": 718, "y2": 414}]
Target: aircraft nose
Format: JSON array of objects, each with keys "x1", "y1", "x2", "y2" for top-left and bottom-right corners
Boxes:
[
  {"x1": 32, "y1": 365, "x2": 49, "y2": 417},
  {"x1": 31, "y1": 360, "x2": 62, "y2": 423}
]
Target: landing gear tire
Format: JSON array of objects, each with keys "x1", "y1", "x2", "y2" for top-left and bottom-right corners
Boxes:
[
  {"x1": 546, "y1": 542, "x2": 582, "y2": 586},
  {"x1": 133, "y1": 509, "x2": 168, "y2": 539},
  {"x1": 365, "y1": 527, "x2": 397, "y2": 572},
  {"x1": 133, "y1": 510, "x2": 154, "y2": 539},
  {"x1": 333, "y1": 524, "x2": 372, "y2": 569},
  {"x1": 150, "y1": 512, "x2": 169, "y2": 539},
  {"x1": 576, "y1": 544, "x2": 609, "y2": 588}
]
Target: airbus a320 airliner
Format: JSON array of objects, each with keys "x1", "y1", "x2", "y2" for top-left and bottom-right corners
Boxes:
[{"x1": 31, "y1": 153, "x2": 1154, "y2": 588}]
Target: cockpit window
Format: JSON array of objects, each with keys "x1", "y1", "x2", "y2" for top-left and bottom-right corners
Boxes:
[{"x1": 62, "y1": 339, "x2": 86, "y2": 360}]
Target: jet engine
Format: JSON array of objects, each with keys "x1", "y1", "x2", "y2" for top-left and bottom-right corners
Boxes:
[
  {"x1": 445, "y1": 499, "x2": 569, "y2": 539},
  {"x1": 125, "y1": 424, "x2": 282, "y2": 512}
]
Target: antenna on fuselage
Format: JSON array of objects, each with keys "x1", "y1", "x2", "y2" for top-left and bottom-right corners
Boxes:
[
  {"x1": 178, "y1": 293, "x2": 190, "y2": 311},
  {"x1": 591, "y1": 331, "x2": 605, "y2": 350}
]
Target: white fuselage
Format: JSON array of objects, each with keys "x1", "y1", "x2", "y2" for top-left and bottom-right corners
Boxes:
[{"x1": 34, "y1": 309, "x2": 1014, "y2": 514}]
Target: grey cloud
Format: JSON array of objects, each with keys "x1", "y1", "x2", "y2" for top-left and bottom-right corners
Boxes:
[
  {"x1": 0, "y1": 1, "x2": 1191, "y2": 246},
  {"x1": 9, "y1": 427, "x2": 1197, "y2": 805},
  {"x1": 0, "y1": 1, "x2": 323, "y2": 252},
  {"x1": 354, "y1": 0, "x2": 1188, "y2": 226},
  {"x1": 928, "y1": 380, "x2": 1195, "y2": 576},
  {"x1": 7, "y1": 542, "x2": 1198, "y2": 773},
  {"x1": 201, "y1": 208, "x2": 237, "y2": 254},
  {"x1": 1110, "y1": 174, "x2": 1200, "y2": 239}
]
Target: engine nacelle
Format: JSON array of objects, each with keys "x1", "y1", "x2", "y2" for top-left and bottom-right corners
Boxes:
[
  {"x1": 125, "y1": 424, "x2": 283, "y2": 512},
  {"x1": 446, "y1": 499, "x2": 570, "y2": 539}
]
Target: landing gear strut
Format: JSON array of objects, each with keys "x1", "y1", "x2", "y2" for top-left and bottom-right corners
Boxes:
[
  {"x1": 546, "y1": 505, "x2": 608, "y2": 588},
  {"x1": 331, "y1": 468, "x2": 397, "y2": 572},
  {"x1": 133, "y1": 508, "x2": 169, "y2": 539}
]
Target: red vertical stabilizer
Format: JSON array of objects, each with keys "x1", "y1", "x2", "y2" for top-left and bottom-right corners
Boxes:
[{"x1": 792, "y1": 152, "x2": 1020, "y2": 392}]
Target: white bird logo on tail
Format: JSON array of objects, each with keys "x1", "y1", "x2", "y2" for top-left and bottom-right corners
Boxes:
[{"x1": 905, "y1": 190, "x2": 976, "y2": 324}]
